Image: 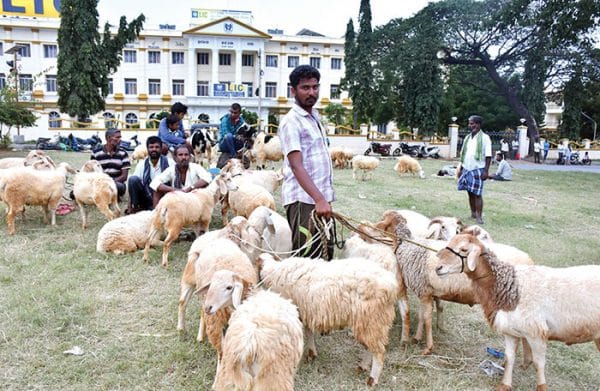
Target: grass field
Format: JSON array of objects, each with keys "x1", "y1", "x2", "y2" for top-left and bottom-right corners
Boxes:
[{"x1": 0, "y1": 150, "x2": 599, "y2": 390}]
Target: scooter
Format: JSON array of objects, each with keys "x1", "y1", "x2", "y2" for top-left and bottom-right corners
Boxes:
[
  {"x1": 392, "y1": 142, "x2": 420, "y2": 157},
  {"x1": 418, "y1": 145, "x2": 441, "y2": 159},
  {"x1": 365, "y1": 141, "x2": 392, "y2": 156},
  {"x1": 119, "y1": 135, "x2": 140, "y2": 151}
]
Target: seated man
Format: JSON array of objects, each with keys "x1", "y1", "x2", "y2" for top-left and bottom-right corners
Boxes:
[
  {"x1": 91, "y1": 128, "x2": 130, "y2": 199},
  {"x1": 489, "y1": 151, "x2": 512, "y2": 181},
  {"x1": 127, "y1": 136, "x2": 173, "y2": 214},
  {"x1": 149, "y1": 144, "x2": 212, "y2": 207},
  {"x1": 218, "y1": 103, "x2": 246, "y2": 161}
]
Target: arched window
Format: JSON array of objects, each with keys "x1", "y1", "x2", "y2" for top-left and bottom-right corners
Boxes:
[
  {"x1": 125, "y1": 112, "x2": 138, "y2": 128},
  {"x1": 48, "y1": 111, "x2": 61, "y2": 128},
  {"x1": 103, "y1": 112, "x2": 115, "y2": 129}
]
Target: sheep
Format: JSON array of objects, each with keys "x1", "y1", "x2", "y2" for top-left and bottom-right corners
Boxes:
[
  {"x1": 329, "y1": 146, "x2": 349, "y2": 168},
  {"x1": 203, "y1": 271, "x2": 303, "y2": 391},
  {"x1": 73, "y1": 161, "x2": 121, "y2": 229},
  {"x1": 351, "y1": 155, "x2": 380, "y2": 181},
  {"x1": 257, "y1": 253, "x2": 398, "y2": 386},
  {"x1": 193, "y1": 238, "x2": 259, "y2": 359},
  {"x1": 0, "y1": 162, "x2": 76, "y2": 235},
  {"x1": 343, "y1": 148, "x2": 355, "y2": 167},
  {"x1": 130, "y1": 144, "x2": 148, "y2": 163},
  {"x1": 96, "y1": 211, "x2": 162, "y2": 254},
  {"x1": 341, "y1": 234, "x2": 411, "y2": 344},
  {"x1": 79, "y1": 159, "x2": 104, "y2": 173},
  {"x1": 363, "y1": 209, "x2": 462, "y2": 241},
  {"x1": 0, "y1": 150, "x2": 55, "y2": 169},
  {"x1": 394, "y1": 155, "x2": 425, "y2": 179},
  {"x1": 460, "y1": 224, "x2": 494, "y2": 242},
  {"x1": 393, "y1": 224, "x2": 534, "y2": 355},
  {"x1": 220, "y1": 159, "x2": 283, "y2": 194},
  {"x1": 251, "y1": 132, "x2": 283, "y2": 169},
  {"x1": 435, "y1": 233, "x2": 600, "y2": 391},
  {"x1": 187, "y1": 127, "x2": 217, "y2": 167},
  {"x1": 426, "y1": 216, "x2": 463, "y2": 240},
  {"x1": 221, "y1": 177, "x2": 276, "y2": 226},
  {"x1": 142, "y1": 174, "x2": 237, "y2": 267}
]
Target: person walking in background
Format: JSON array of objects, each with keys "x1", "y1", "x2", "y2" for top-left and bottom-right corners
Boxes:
[
  {"x1": 489, "y1": 151, "x2": 512, "y2": 181},
  {"x1": 564, "y1": 142, "x2": 572, "y2": 165},
  {"x1": 557, "y1": 142, "x2": 565, "y2": 164},
  {"x1": 457, "y1": 115, "x2": 492, "y2": 225},
  {"x1": 533, "y1": 138, "x2": 542, "y2": 163},
  {"x1": 279, "y1": 65, "x2": 335, "y2": 259},
  {"x1": 500, "y1": 138, "x2": 509, "y2": 159},
  {"x1": 91, "y1": 128, "x2": 130, "y2": 200},
  {"x1": 543, "y1": 139, "x2": 550, "y2": 163},
  {"x1": 511, "y1": 137, "x2": 519, "y2": 159}
]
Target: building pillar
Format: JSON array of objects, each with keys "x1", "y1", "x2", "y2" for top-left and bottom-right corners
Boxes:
[
  {"x1": 517, "y1": 124, "x2": 528, "y2": 159},
  {"x1": 448, "y1": 122, "x2": 459, "y2": 158},
  {"x1": 234, "y1": 49, "x2": 242, "y2": 85},
  {"x1": 187, "y1": 47, "x2": 196, "y2": 96},
  {"x1": 211, "y1": 48, "x2": 219, "y2": 96}
]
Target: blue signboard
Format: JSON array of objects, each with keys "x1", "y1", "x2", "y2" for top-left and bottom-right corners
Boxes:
[{"x1": 213, "y1": 83, "x2": 246, "y2": 98}]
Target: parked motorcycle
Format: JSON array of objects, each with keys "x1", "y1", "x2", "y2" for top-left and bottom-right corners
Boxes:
[
  {"x1": 417, "y1": 145, "x2": 441, "y2": 159},
  {"x1": 365, "y1": 141, "x2": 392, "y2": 156},
  {"x1": 392, "y1": 142, "x2": 419, "y2": 157},
  {"x1": 119, "y1": 134, "x2": 140, "y2": 151}
]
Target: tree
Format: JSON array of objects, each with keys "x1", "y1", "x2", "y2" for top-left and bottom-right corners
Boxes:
[
  {"x1": 560, "y1": 63, "x2": 585, "y2": 140},
  {"x1": 323, "y1": 103, "x2": 347, "y2": 125},
  {"x1": 0, "y1": 77, "x2": 37, "y2": 143},
  {"x1": 57, "y1": 0, "x2": 144, "y2": 119},
  {"x1": 241, "y1": 109, "x2": 258, "y2": 126}
]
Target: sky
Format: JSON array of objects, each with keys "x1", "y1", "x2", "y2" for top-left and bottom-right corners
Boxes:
[{"x1": 97, "y1": 0, "x2": 434, "y2": 37}]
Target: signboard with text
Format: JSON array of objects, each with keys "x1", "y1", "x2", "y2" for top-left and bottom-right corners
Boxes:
[
  {"x1": 1, "y1": 0, "x2": 61, "y2": 18},
  {"x1": 213, "y1": 83, "x2": 246, "y2": 98}
]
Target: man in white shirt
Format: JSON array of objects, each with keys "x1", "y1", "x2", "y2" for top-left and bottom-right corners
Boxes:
[
  {"x1": 533, "y1": 138, "x2": 542, "y2": 164},
  {"x1": 457, "y1": 115, "x2": 492, "y2": 224},
  {"x1": 149, "y1": 144, "x2": 212, "y2": 207},
  {"x1": 490, "y1": 151, "x2": 513, "y2": 181},
  {"x1": 127, "y1": 136, "x2": 173, "y2": 213}
]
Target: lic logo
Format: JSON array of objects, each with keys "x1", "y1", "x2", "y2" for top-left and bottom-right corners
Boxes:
[{"x1": 224, "y1": 23, "x2": 233, "y2": 32}]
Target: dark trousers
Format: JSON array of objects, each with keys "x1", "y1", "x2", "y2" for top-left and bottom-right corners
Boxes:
[
  {"x1": 115, "y1": 181, "x2": 127, "y2": 199},
  {"x1": 285, "y1": 201, "x2": 334, "y2": 260},
  {"x1": 534, "y1": 151, "x2": 541, "y2": 163},
  {"x1": 219, "y1": 133, "x2": 244, "y2": 156},
  {"x1": 127, "y1": 176, "x2": 153, "y2": 210}
]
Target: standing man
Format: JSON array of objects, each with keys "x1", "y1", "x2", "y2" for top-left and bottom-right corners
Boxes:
[
  {"x1": 149, "y1": 144, "x2": 211, "y2": 206},
  {"x1": 127, "y1": 136, "x2": 173, "y2": 214},
  {"x1": 158, "y1": 102, "x2": 189, "y2": 152},
  {"x1": 218, "y1": 103, "x2": 246, "y2": 161},
  {"x1": 457, "y1": 115, "x2": 492, "y2": 225},
  {"x1": 543, "y1": 139, "x2": 550, "y2": 163},
  {"x1": 511, "y1": 137, "x2": 519, "y2": 160},
  {"x1": 500, "y1": 138, "x2": 509, "y2": 159},
  {"x1": 533, "y1": 138, "x2": 542, "y2": 164},
  {"x1": 91, "y1": 128, "x2": 130, "y2": 200},
  {"x1": 279, "y1": 65, "x2": 335, "y2": 260}
]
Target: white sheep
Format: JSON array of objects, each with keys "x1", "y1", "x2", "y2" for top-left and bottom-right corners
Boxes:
[
  {"x1": 258, "y1": 253, "x2": 398, "y2": 386},
  {"x1": 436, "y1": 233, "x2": 600, "y2": 391},
  {"x1": 247, "y1": 206, "x2": 292, "y2": 257},
  {"x1": 394, "y1": 155, "x2": 425, "y2": 179},
  {"x1": 363, "y1": 209, "x2": 462, "y2": 241},
  {"x1": 251, "y1": 132, "x2": 283, "y2": 169},
  {"x1": 203, "y1": 271, "x2": 303, "y2": 391},
  {"x1": 426, "y1": 216, "x2": 463, "y2": 240},
  {"x1": 0, "y1": 150, "x2": 55, "y2": 169},
  {"x1": 460, "y1": 224, "x2": 494, "y2": 242},
  {"x1": 0, "y1": 162, "x2": 76, "y2": 235},
  {"x1": 341, "y1": 234, "x2": 411, "y2": 344},
  {"x1": 142, "y1": 174, "x2": 237, "y2": 267},
  {"x1": 131, "y1": 144, "x2": 148, "y2": 163},
  {"x1": 73, "y1": 161, "x2": 120, "y2": 229},
  {"x1": 351, "y1": 155, "x2": 379, "y2": 181},
  {"x1": 220, "y1": 159, "x2": 283, "y2": 194},
  {"x1": 221, "y1": 176, "x2": 276, "y2": 226},
  {"x1": 96, "y1": 211, "x2": 161, "y2": 254}
]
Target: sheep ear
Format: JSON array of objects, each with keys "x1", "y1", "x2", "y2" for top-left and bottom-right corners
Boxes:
[
  {"x1": 265, "y1": 213, "x2": 276, "y2": 234},
  {"x1": 231, "y1": 276, "x2": 244, "y2": 309},
  {"x1": 196, "y1": 282, "x2": 210, "y2": 295},
  {"x1": 466, "y1": 244, "x2": 481, "y2": 272},
  {"x1": 426, "y1": 223, "x2": 441, "y2": 239},
  {"x1": 218, "y1": 177, "x2": 227, "y2": 195}
]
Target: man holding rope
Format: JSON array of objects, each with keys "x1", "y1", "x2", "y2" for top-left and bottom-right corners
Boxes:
[{"x1": 279, "y1": 65, "x2": 335, "y2": 260}]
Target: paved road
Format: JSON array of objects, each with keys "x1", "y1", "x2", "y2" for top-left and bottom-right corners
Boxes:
[{"x1": 509, "y1": 160, "x2": 600, "y2": 173}]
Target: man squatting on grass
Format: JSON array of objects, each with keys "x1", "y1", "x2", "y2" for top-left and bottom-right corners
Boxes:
[
  {"x1": 457, "y1": 115, "x2": 492, "y2": 225},
  {"x1": 279, "y1": 64, "x2": 335, "y2": 260}
]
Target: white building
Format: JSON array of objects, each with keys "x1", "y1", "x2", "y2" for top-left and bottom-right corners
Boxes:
[{"x1": 0, "y1": 9, "x2": 350, "y2": 139}]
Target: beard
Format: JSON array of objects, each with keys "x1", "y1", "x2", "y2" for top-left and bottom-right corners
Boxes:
[{"x1": 149, "y1": 150, "x2": 161, "y2": 160}]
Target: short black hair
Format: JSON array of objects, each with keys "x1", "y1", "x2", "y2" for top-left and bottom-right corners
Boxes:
[
  {"x1": 289, "y1": 65, "x2": 320, "y2": 88},
  {"x1": 146, "y1": 135, "x2": 162, "y2": 148},
  {"x1": 230, "y1": 103, "x2": 242, "y2": 112},
  {"x1": 171, "y1": 102, "x2": 188, "y2": 115},
  {"x1": 105, "y1": 128, "x2": 120, "y2": 139},
  {"x1": 166, "y1": 113, "x2": 180, "y2": 127}
]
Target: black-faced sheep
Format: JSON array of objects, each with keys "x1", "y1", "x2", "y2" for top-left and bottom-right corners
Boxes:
[{"x1": 436, "y1": 233, "x2": 600, "y2": 391}]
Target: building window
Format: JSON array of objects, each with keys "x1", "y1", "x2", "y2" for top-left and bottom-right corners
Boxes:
[
  {"x1": 219, "y1": 53, "x2": 231, "y2": 66},
  {"x1": 197, "y1": 81, "x2": 209, "y2": 96},
  {"x1": 242, "y1": 54, "x2": 254, "y2": 67},
  {"x1": 243, "y1": 82, "x2": 253, "y2": 97},
  {"x1": 197, "y1": 52, "x2": 209, "y2": 65},
  {"x1": 331, "y1": 58, "x2": 342, "y2": 70},
  {"x1": 46, "y1": 75, "x2": 57, "y2": 92},
  {"x1": 330, "y1": 84, "x2": 340, "y2": 99},
  {"x1": 0, "y1": 73, "x2": 5, "y2": 89},
  {"x1": 108, "y1": 78, "x2": 113, "y2": 95},
  {"x1": 288, "y1": 56, "x2": 299, "y2": 68},
  {"x1": 124, "y1": 78, "x2": 137, "y2": 95},
  {"x1": 103, "y1": 112, "x2": 116, "y2": 128},
  {"x1": 266, "y1": 55, "x2": 278, "y2": 67},
  {"x1": 17, "y1": 43, "x2": 31, "y2": 57},
  {"x1": 48, "y1": 111, "x2": 61, "y2": 128},
  {"x1": 19, "y1": 74, "x2": 33, "y2": 91},
  {"x1": 172, "y1": 51, "x2": 184, "y2": 64},
  {"x1": 43, "y1": 44, "x2": 58, "y2": 58},
  {"x1": 310, "y1": 57, "x2": 321, "y2": 69},
  {"x1": 172, "y1": 79, "x2": 184, "y2": 96},
  {"x1": 148, "y1": 79, "x2": 161, "y2": 95},
  {"x1": 148, "y1": 51, "x2": 160, "y2": 64},
  {"x1": 265, "y1": 82, "x2": 277, "y2": 98},
  {"x1": 124, "y1": 50, "x2": 137, "y2": 63},
  {"x1": 125, "y1": 112, "x2": 138, "y2": 128}
]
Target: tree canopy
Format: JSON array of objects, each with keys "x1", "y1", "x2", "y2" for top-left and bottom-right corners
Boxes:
[{"x1": 57, "y1": 0, "x2": 144, "y2": 119}]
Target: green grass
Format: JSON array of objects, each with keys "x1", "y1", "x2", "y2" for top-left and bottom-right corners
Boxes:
[{"x1": 0, "y1": 150, "x2": 599, "y2": 390}]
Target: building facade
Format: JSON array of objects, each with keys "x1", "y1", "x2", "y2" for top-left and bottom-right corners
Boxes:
[{"x1": 0, "y1": 11, "x2": 350, "y2": 139}]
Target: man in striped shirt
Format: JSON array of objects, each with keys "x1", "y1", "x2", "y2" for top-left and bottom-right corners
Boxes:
[
  {"x1": 91, "y1": 128, "x2": 130, "y2": 199},
  {"x1": 279, "y1": 65, "x2": 335, "y2": 260}
]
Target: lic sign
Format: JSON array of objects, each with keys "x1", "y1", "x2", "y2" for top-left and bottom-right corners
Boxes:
[
  {"x1": 1, "y1": 0, "x2": 61, "y2": 18},
  {"x1": 214, "y1": 83, "x2": 247, "y2": 98}
]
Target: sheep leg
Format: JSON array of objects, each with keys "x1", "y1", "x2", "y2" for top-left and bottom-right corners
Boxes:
[
  {"x1": 221, "y1": 199, "x2": 230, "y2": 226},
  {"x1": 305, "y1": 327, "x2": 317, "y2": 360},
  {"x1": 177, "y1": 264, "x2": 196, "y2": 333},
  {"x1": 527, "y1": 337, "x2": 548, "y2": 391},
  {"x1": 420, "y1": 297, "x2": 434, "y2": 355},
  {"x1": 498, "y1": 334, "x2": 519, "y2": 391},
  {"x1": 413, "y1": 301, "x2": 425, "y2": 343},
  {"x1": 6, "y1": 204, "x2": 21, "y2": 235},
  {"x1": 435, "y1": 297, "x2": 445, "y2": 331},
  {"x1": 397, "y1": 297, "x2": 410, "y2": 344},
  {"x1": 196, "y1": 313, "x2": 206, "y2": 342},
  {"x1": 521, "y1": 338, "x2": 533, "y2": 370},
  {"x1": 142, "y1": 228, "x2": 159, "y2": 263},
  {"x1": 160, "y1": 228, "x2": 180, "y2": 268},
  {"x1": 42, "y1": 204, "x2": 50, "y2": 224},
  {"x1": 78, "y1": 202, "x2": 88, "y2": 229},
  {"x1": 366, "y1": 352, "x2": 384, "y2": 387}
]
